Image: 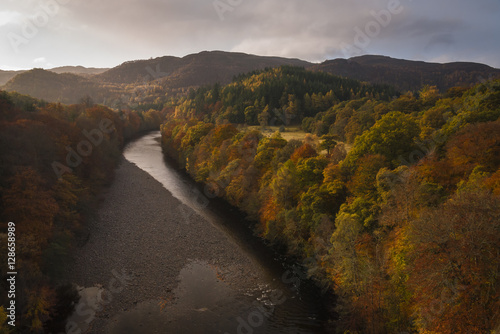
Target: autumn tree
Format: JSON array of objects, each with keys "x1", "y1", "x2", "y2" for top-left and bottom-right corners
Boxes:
[
  {"x1": 0, "y1": 307, "x2": 9, "y2": 334},
  {"x1": 290, "y1": 143, "x2": 317, "y2": 163},
  {"x1": 319, "y1": 134, "x2": 338, "y2": 155},
  {"x1": 445, "y1": 119, "x2": 500, "y2": 176},
  {"x1": 258, "y1": 106, "x2": 270, "y2": 127},
  {"x1": 271, "y1": 160, "x2": 300, "y2": 209},
  {"x1": 2, "y1": 168, "x2": 58, "y2": 258},
  {"x1": 407, "y1": 178, "x2": 500, "y2": 333},
  {"x1": 24, "y1": 285, "x2": 56, "y2": 333},
  {"x1": 343, "y1": 111, "x2": 420, "y2": 170}
]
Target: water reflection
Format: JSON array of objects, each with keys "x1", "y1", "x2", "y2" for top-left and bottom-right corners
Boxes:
[{"x1": 121, "y1": 132, "x2": 326, "y2": 334}]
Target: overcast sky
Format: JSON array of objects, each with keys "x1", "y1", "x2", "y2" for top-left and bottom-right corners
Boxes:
[{"x1": 1, "y1": 0, "x2": 499, "y2": 70}]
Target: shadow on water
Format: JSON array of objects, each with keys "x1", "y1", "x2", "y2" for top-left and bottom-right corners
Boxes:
[{"x1": 118, "y1": 131, "x2": 331, "y2": 334}]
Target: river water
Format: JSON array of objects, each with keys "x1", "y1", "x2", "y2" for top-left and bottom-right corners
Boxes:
[{"x1": 115, "y1": 131, "x2": 328, "y2": 333}]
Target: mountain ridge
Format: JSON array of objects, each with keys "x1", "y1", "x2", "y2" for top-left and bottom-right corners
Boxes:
[
  {"x1": 2, "y1": 51, "x2": 499, "y2": 105},
  {"x1": 311, "y1": 54, "x2": 500, "y2": 92},
  {"x1": 0, "y1": 66, "x2": 109, "y2": 86}
]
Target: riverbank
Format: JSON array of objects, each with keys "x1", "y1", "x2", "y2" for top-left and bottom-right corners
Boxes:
[{"x1": 68, "y1": 158, "x2": 269, "y2": 333}]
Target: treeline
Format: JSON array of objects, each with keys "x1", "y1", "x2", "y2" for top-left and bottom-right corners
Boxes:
[
  {"x1": 4, "y1": 68, "x2": 167, "y2": 111},
  {"x1": 169, "y1": 66, "x2": 398, "y2": 125},
  {"x1": 161, "y1": 78, "x2": 500, "y2": 333},
  {"x1": 301, "y1": 85, "x2": 460, "y2": 143},
  {"x1": 0, "y1": 91, "x2": 165, "y2": 333}
]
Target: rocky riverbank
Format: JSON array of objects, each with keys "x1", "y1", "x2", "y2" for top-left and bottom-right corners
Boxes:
[{"x1": 68, "y1": 158, "x2": 268, "y2": 333}]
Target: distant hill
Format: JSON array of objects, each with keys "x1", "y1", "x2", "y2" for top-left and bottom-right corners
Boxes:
[
  {"x1": 3, "y1": 52, "x2": 499, "y2": 106},
  {"x1": 2, "y1": 69, "x2": 110, "y2": 104},
  {"x1": 312, "y1": 55, "x2": 500, "y2": 92},
  {"x1": 155, "y1": 51, "x2": 312, "y2": 90},
  {"x1": 95, "y1": 51, "x2": 312, "y2": 87},
  {"x1": 0, "y1": 66, "x2": 109, "y2": 86},
  {"x1": 3, "y1": 51, "x2": 312, "y2": 105},
  {"x1": 0, "y1": 70, "x2": 26, "y2": 86},
  {"x1": 49, "y1": 66, "x2": 109, "y2": 76}
]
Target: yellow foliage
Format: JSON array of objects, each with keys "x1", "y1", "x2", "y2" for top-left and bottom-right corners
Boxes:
[
  {"x1": 25, "y1": 286, "x2": 55, "y2": 333},
  {"x1": 0, "y1": 307, "x2": 10, "y2": 334}
]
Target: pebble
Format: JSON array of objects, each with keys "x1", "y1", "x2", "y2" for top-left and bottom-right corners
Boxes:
[{"x1": 67, "y1": 158, "x2": 266, "y2": 333}]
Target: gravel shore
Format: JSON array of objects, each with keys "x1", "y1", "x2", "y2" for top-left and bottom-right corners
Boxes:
[{"x1": 68, "y1": 158, "x2": 266, "y2": 333}]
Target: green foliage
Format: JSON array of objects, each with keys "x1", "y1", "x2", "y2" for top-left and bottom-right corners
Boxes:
[
  {"x1": 169, "y1": 66, "x2": 397, "y2": 126},
  {"x1": 319, "y1": 134, "x2": 338, "y2": 154},
  {"x1": 160, "y1": 77, "x2": 500, "y2": 334},
  {"x1": 440, "y1": 79, "x2": 500, "y2": 137},
  {"x1": 253, "y1": 132, "x2": 287, "y2": 171},
  {"x1": 343, "y1": 111, "x2": 420, "y2": 169},
  {"x1": 296, "y1": 156, "x2": 329, "y2": 188},
  {"x1": 181, "y1": 121, "x2": 214, "y2": 151},
  {"x1": 271, "y1": 160, "x2": 300, "y2": 209},
  {"x1": 330, "y1": 212, "x2": 370, "y2": 293}
]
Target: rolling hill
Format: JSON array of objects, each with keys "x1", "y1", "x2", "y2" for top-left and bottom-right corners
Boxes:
[
  {"x1": 311, "y1": 55, "x2": 500, "y2": 92},
  {"x1": 0, "y1": 66, "x2": 109, "y2": 86},
  {"x1": 2, "y1": 51, "x2": 312, "y2": 105},
  {"x1": 94, "y1": 50, "x2": 312, "y2": 86},
  {"x1": 2, "y1": 69, "x2": 110, "y2": 104},
  {"x1": 49, "y1": 66, "x2": 109, "y2": 76},
  {"x1": 0, "y1": 70, "x2": 26, "y2": 86},
  {"x1": 2, "y1": 52, "x2": 499, "y2": 106}
]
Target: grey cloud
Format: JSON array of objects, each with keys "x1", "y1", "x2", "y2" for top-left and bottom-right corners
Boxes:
[
  {"x1": 0, "y1": 0, "x2": 499, "y2": 69},
  {"x1": 425, "y1": 33, "x2": 455, "y2": 51},
  {"x1": 400, "y1": 18, "x2": 465, "y2": 38}
]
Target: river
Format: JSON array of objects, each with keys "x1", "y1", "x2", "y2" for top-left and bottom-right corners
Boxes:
[{"x1": 69, "y1": 131, "x2": 329, "y2": 334}]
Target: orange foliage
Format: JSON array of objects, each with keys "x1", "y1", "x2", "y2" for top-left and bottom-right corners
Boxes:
[
  {"x1": 259, "y1": 196, "x2": 278, "y2": 236},
  {"x1": 290, "y1": 143, "x2": 317, "y2": 163},
  {"x1": 445, "y1": 120, "x2": 500, "y2": 176},
  {"x1": 2, "y1": 168, "x2": 58, "y2": 256},
  {"x1": 408, "y1": 189, "x2": 500, "y2": 333},
  {"x1": 347, "y1": 154, "x2": 388, "y2": 198},
  {"x1": 417, "y1": 153, "x2": 458, "y2": 190},
  {"x1": 484, "y1": 169, "x2": 500, "y2": 195}
]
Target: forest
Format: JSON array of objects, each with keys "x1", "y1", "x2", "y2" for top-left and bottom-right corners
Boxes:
[
  {"x1": 0, "y1": 91, "x2": 165, "y2": 333},
  {"x1": 0, "y1": 63, "x2": 498, "y2": 333},
  {"x1": 160, "y1": 67, "x2": 500, "y2": 333}
]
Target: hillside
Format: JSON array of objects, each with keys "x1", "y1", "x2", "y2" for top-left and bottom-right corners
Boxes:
[
  {"x1": 3, "y1": 52, "x2": 499, "y2": 107},
  {"x1": 0, "y1": 67, "x2": 109, "y2": 86},
  {"x1": 2, "y1": 69, "x2": 111, "y2": 104},
  {"x1": 49, "y1": 66, "x2": 109, "y2": 76},
  {"x1": 95, "y1": 51, "x2": 312, "y2": 86},
  {"x1": 155, "y1": 51, "x2": 312, "y2": 90},
  {"x1": 161, "y1": 75, "x2": 500, "y2": 334},
  {"x1": 3, "y1": 51, "x2": 312, "y2": 105},
  {"x1": 312, "y1": 55, "x2": 500, "y2": 92},
  {"x1": 168, "y1": 65, "x2": 397, "y2": 125},
  {"x1": 0, "y1": 70, "x2": 25, "y2": 86}
]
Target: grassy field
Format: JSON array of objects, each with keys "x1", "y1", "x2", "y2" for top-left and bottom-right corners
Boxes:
[
  {"x1": 246, "y1": 125, "x2": 310, "y2": 141},
  {"x1": 243, "y1": 125, "x2": 353, "y2": 154}
]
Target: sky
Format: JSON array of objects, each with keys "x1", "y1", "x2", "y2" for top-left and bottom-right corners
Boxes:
[{"x1": 0, "y1": 0, "x2": 499, "y2": 70}]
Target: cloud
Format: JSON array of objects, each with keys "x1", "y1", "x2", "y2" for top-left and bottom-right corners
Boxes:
[
  {"x1": 425, "y1": 33, "x2": 455, "y2": 51},
  {"x1": 0, "y1": 0, "x2": 499, "y2": 69},
  {"x1": 33, "y1": 57, "x2": 46, "y2": 64}
]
